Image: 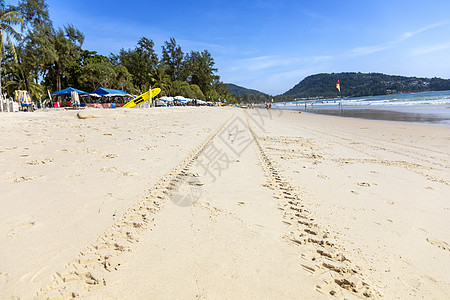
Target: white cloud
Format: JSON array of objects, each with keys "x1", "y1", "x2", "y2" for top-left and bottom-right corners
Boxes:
[
  {"x1": 400, "y1": 22, "x2": 448, "y2": 40},
  {"x1": 348, "y1": 45, "x2": 390, "y2": 56},
  {"x1": 411, "y1": 42, "x2": 450, "y2": 55},
  {"x1": 229, "y1": 55, "x2": 331, "y2": 72},
  {"x1": 346, "y1": 21, "x2": 448, "y2": 58}
]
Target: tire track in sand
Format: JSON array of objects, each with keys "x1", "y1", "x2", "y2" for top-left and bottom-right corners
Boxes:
[
  {"x1": 247, "y1": 116, "x2": 381, "y2": 299},
  {"x1": 36, "y1": 115, "x2": 234, "y2": 299}
]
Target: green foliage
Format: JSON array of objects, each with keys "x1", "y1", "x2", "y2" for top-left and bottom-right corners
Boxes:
[
  {"x1": 113, "y1": 64, "x2": 134, "y2": 93},
  {"x1": 42, "y1": 25, "x2": 84, "y2": 91},
  {"x1": 149, "y1": 67, "x2": 170, "y2": 95},
  {"x1": 114, "y1": 37, "x2": 158, "y2": 92},
  {"x1": 0, "y1": 10, "x2": 24, "y2": 58},
  {"x1": 17, "y1": 0, "x2": 52, "y2": 29},
  {"x1": 189, "y1": 84, "x2": 204, "y2": 99},
  {"x1": 161, "y1": 38, "x2": 183, "y2": 82},
  {"x1": 183, "y1": 50, "x2": 219, "y2": 93},
  {"x1": 171, "y1": 80, "x2": 194, "y2": 98},
  {"x1": 78, "y1": 63, "x2": 115, "y2": 91},
  {"x1": 5, "y1": 72, "x2": 43, "y2": 100},
  {"x1": 0, "y1": 3, "x2": 24, "y2": 98}
]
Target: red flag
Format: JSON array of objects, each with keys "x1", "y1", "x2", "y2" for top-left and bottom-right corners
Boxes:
[{"x1": 336, "y1": 80, "x2": 341, "y2": 92}]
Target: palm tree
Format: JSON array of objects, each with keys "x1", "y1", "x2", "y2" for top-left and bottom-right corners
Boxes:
[
  {"x1": 149, "y1": 67, "x2": 171, "y2": 96},
  {"x1": 5, "y1": 65, "x2": 43, "y2": 101},
  {"x1": 0, "y1": 7, "x2": 24, "y2": 99}
]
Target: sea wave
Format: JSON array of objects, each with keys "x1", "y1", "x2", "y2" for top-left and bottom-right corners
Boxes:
[{"x1": 276, "y1": 90, "x2": 450, "y2": 107}]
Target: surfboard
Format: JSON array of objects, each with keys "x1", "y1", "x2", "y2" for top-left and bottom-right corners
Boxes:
[{"x1": 122, "y1": 88, "x2": 161, "y2": 108}]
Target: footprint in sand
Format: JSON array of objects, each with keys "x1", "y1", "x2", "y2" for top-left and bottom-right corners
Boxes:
[
  {"x1": 101, "y1": 167, "x2": 136, "y2": 177},
  {"x1": 2, "y1": 146, "x2": 18, "y2": 152},
  {"x1": 412, "y1": 227, "x2": 429, "y2": 234},
  {"x1": 7, "y1": 221, "x2": 36, "y2": 237},
  {"x1": 27, "y1": 158, "x2": 53, "y2": 165},
  {"x1": 140, "y1": 146, "x2": 155, "y2": 151},
  {"x1": 426, "y1": 238, "x2": 450, "y2": 252},
  {"x1": 13, "y1": 176, "x2": 38, "y2": 183}
]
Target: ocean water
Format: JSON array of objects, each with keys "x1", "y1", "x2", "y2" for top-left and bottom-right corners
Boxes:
[{"x1": 274, "y1": 90, "x2": 450, "y2": 126}]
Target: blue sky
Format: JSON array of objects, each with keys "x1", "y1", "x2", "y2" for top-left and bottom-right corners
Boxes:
[{"x1": 19, "y1": 0, "x2": 450, "y2": 95}]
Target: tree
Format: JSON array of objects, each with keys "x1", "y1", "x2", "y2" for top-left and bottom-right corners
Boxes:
[
  {"x1": 4, "y1": 64, "x2": 43, "y2": 100},
  {"x1": 189, "y1": 84, "x2": 204, "y2": 99},
  {"x1": 161, "y1": 38, "x2": 184, "y2": 81},
  {"x1": 183, "y1": 50, "x2": 219, "y2": 95},
  {"x1": 44, "y1": 24, "x2": 84, "y2": 92},
  {"x1": 171, "y1": 80, "x2": 194, "y2": 98},
  {"x1": 8, "y1": 0, "x2": 52, "y2": 97},
  {"x1": 115, "y1": 37, "x2": 158, "y2": 92},
  {"x1": 149, "y1": 67, "x2": 170, "y2": 95},
  {"x1": 17, "y1": 0, "x2": 52, "y2": 29},
  {"x1": 113, "y1": 64, "x2": 134, "y2": 93},
  {"x1": 65, "y1": 50, "x2": 110, "y2": 90},
  {"x1": 0, "y1": 3, "x2": 24, "y2": 97},
  {"x1": 79, "y1": 62, "x2": 115, "y2": 91}
]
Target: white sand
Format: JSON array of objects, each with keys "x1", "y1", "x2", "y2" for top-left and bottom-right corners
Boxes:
[{"x1": 0, "y1": 107, "x2": 449, "y2": 299}]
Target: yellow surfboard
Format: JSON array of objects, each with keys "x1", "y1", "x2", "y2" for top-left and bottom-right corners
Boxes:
[{"x1": 123, "y1": 88, "x2": 161, "y2": 108}]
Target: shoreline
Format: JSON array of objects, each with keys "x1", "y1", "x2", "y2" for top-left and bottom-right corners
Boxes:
[
  {"x1": 1, "y1": 107, "x2": 449, "y2": 298},
  {"x1": 275, "y1": 104, "x2": 450, "y2": 126}
]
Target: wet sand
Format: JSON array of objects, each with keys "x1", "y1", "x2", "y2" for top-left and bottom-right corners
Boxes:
[{"x1": 280, "y1": 105, "x2": 450, "y2": 126}]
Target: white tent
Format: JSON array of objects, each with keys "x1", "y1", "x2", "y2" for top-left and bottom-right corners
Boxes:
[
  {"x1": 159, "y1": 96, "x2": 174, "y2": 102},
  {"x1": 174, "y1": 96, "x2": 192, "y2": 103}
]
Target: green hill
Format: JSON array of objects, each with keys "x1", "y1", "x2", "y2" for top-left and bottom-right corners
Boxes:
[
  {"x1": 276, "y1": 72, "x2": 450, "y2": 101},
  {"x1": 225, "y1": 83, "x2": 271, "y2": 103},
  {"x1": 225, "y1": 83, "x2": 268, "y2": 97}
]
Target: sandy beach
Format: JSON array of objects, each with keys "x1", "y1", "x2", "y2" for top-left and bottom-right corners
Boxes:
[{"x1": 0, "y1": 107, "x2": 449, "y2": 299}]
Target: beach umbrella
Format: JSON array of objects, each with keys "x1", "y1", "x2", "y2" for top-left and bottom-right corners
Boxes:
[
  {"x1": 51, "y1": 87, "x2": 90, "y2": 97},
  {"x1": 51, "y1": 87, "x2": 91, "y2": 103},
  {"x1": 160, "y1": 96, "x2": 174, "y2": 102},
  {"x1": 174, "y1": 96, "x2": 189, "y2": 103},
  {"x1": 90, "y1": 88, "x2": 133, "y2": 97}
]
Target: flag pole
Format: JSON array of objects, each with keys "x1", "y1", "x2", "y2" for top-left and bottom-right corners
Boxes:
[
  {"x1": 336, "y1": 79, "x2": 342, "y2": 111},
  {"x1": 149, "y1": 85, "x2": 152, "y2": 108}
]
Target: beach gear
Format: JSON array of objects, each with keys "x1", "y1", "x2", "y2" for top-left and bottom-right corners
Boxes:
[{"x1": 123, "y1": 88, "x2": 161, "y2": 108}]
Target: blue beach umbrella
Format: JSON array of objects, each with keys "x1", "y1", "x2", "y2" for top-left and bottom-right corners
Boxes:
[{"x1": 51, "y1": 87, "x2": 91, "y2": 102}]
